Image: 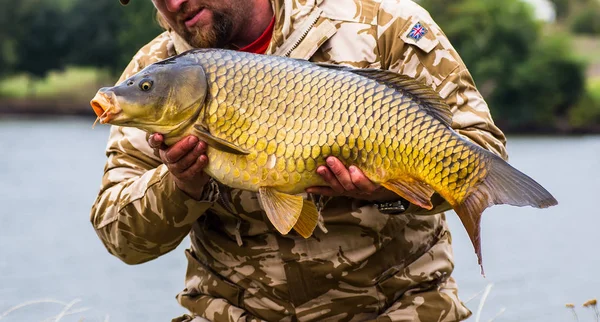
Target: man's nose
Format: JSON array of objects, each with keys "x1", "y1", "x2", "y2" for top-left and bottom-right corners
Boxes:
[{"x1": 164, "y1": 0, "x2": 187, "y2": 12}]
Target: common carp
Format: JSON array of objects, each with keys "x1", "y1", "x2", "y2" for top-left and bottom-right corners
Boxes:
[{"x1": 90, "y1": 49, "x2": 557, "y2": 268}]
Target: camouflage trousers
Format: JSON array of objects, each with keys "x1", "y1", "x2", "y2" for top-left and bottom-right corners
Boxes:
[
  {"x1": 173, "y1": 275, "x2": 469, "y2": 321},
  {"x1": 171, "y1": 226, "x2": 472, "y2": 322}
]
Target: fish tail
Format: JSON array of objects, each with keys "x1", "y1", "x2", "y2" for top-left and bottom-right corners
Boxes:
[{"x1": 454, "y1": 154, "x2": 557, "y2": 275}]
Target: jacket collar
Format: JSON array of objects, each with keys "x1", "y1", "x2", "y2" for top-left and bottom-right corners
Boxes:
[{"x1": 169, "y1": 0, "x2": 335, "y2": 60}]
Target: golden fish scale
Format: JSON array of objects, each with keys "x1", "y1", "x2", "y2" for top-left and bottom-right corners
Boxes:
[{"x1": 198, "y1": 51, "x2": 487, "y2": 203}]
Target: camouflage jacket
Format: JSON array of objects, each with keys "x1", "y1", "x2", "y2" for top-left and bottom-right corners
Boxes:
[{"x1": 91, "y1": 0, "x2": 507, "y2": 321}]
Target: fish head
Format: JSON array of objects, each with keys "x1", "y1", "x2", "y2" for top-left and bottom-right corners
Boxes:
[{"x1": 90, "y1": 58, "x2": 208, "y2": 135}]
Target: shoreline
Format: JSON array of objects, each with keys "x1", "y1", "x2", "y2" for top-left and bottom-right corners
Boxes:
[
  {"x1": 0, "y1": 99, "x2": 94, "y2": 118},
  {"x1": 1, "y1": 99, "x2": 599, "y2": 135}
]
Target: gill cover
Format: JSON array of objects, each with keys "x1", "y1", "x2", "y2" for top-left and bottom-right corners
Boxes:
[{"x1": 111, "y1": 55, "x2": 208, "y2": 134}]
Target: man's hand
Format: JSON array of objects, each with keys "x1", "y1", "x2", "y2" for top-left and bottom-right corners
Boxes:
[
  {"x1": 148, "y1": 133, "x2": 210, "y2": 200},
  {"x1": 305, "y1": 156, "x2": 399, "y2": 201}
]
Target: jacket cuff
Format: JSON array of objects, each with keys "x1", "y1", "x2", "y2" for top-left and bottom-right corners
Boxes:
[
  {"x1": 152, "y1": 165, "x2": 219, "y2": 219},
  {"x1": 162, "y1": 174, "x2": 219, "y2": 203}
]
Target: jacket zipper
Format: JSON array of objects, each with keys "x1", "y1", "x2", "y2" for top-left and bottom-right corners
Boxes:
[{"x1": 283, "y1": 12, "x2": 320, "y2": 57}]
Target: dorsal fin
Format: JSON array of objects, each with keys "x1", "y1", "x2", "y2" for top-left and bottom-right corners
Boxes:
[{"x1": 315, "y1": 63, "x2": 453, "y2": 127}]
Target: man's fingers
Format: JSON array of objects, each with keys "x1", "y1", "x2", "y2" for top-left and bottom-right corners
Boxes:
[
  {"x1": 316, "y1": 166, "x2": 345, "y2": 193},
  {"x1": 148, "y1": 133, "x2": 166, "y2": 149},
  {"x1": 177, "y1": 155, "x2": 208, "y2": 180},
  {"x1": 168, "y1": 141, "x2": 207, "y2": 174},
  {"x1": 325, "y1": 157, "x2": 356, "y2": 191},
  {"x1": 349, "y1": 166, "x2": 378, "y2": 193},
  {"x1": 164, "y1": 136, "x2": 199, "y2": 164}
]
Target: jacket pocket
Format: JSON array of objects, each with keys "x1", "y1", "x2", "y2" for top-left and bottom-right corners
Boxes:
[{"x1": 180, "y1": 249, "x2": 245, "y2": 308}]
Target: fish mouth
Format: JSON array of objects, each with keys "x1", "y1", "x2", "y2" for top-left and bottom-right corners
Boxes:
[{"x1": 90, "y1": 91, "x2": 122, "y2": 126}]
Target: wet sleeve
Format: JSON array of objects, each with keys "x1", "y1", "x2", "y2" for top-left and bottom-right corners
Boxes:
[{"x1": 89, "y1": 35, "x2": 219, "y2": 264}]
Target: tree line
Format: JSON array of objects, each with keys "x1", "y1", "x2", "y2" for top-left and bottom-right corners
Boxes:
[
  {"x1": 1, "y1": 0, "x2": 599, "y2": 132},
  {"x1": 0, "y1": 0, "x2": 162, "y2": 78}
]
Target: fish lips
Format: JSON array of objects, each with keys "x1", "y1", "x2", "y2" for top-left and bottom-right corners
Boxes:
[{"x1": 91, "y1": 90, "x2": 123, "y2": 124}]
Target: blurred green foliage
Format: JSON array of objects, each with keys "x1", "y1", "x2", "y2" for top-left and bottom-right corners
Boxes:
[
  {"x1": 0, "y1": 67, "x2": 111, "y2": 102},
  {"x1": 569, "y1": 78, "x2": 600, "y2": 130},
  {"x1": 547, "y1": 0, "x2": 600, "y2": 35},
  {"x1": 570, "y1": 4, "x2": 600, "y2": 35},
  {"x1": 0, "y1": 0, "x2": 598, "y2": 132},
  {"x1": 420, "y1": 0, "x2": 588, "y2": 132},
  {"x1": 0, "y1": 0, "x2": 162, "y2": 78},
  {"x1": 548, "y1": 0, "x2": 570, "y2": 21}
]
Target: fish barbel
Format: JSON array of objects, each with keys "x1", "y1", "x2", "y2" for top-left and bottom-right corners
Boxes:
[{"x1": 90, "y1": 49, "x2": 557, "y2": 269}]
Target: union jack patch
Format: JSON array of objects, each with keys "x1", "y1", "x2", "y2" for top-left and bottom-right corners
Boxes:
[{"x1": 407, "y1": 22, "x2": 428, "y2": 41}]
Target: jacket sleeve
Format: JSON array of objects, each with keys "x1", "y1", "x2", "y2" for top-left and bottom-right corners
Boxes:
[
  {"x1": 90, "y1": 34, "x2": 218, "y2": 265},
  {"x1": 376, "y1": 2, "x2": 508, "y2": 215},
  {"x1": 377, "y1": 1, "x2": 507, "y2": 159}
]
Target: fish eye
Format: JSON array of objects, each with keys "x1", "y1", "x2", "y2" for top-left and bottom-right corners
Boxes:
[{"x1": 139, "y1": 79, "x2": 153, "y2": 92}]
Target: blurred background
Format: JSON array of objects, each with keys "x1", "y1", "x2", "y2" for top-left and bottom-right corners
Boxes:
[{"x1": 0, "y1": 0, "x2": 598, "y2": 321}]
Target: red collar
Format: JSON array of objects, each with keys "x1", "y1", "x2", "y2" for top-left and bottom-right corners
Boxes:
[{"x1": 238, "y1": 16, "x2": 275, "y2": 54}]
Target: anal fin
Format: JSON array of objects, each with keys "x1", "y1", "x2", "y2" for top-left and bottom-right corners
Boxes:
[
  {"x1": 292, "y1": 200, "x2": 319, "y2": 238},
  {"x1": 258, "y1": 187, "x2": 303, "y2": 235},
  {"x1": 381, "y1": 178, "x2": 435, "y2": 210}
]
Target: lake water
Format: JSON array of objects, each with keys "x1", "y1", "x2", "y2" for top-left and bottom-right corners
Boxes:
[{"x1": 0, "y1": 117, "x2": 598, "y2": 322}]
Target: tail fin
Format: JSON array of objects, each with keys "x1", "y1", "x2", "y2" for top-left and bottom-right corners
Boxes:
[{"x1": 454, "y1": 154, "x2": 558, "y2": 275}]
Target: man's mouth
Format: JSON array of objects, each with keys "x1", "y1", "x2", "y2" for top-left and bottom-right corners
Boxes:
[{"x1": 184, "y1": 8, "x2": 207, "y2": 29}]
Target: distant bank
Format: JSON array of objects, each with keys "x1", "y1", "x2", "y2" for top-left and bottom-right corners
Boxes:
[
  {"x1": 0, "y1": 99, "x2": 93, "y2": 118},
  {"x1": 2, "y1": 98, "x2": 598, "y2": 135}
]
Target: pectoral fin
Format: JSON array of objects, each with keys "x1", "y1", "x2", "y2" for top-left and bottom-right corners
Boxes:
[
  {"x1": 258, "y1": 187, "x2": 303, "y2": 235},
  {"x1": 292, "y1": 200, "x2": 319, "y2": 238},
  {"x1": 381, "y1": 178, "x2": 435, "y2": 210},
  {"x1": 193, "y1": 125, "x2": 249, "y2": 155}
]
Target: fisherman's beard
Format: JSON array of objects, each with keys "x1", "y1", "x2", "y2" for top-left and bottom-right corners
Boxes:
[{"x1": 182, "y1": 11, "x2": 234, "y2": 49}]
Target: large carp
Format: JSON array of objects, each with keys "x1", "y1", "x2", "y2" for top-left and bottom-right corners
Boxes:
[{"x1": 91, "y1": 49, "x2": 557, "y2": 267}]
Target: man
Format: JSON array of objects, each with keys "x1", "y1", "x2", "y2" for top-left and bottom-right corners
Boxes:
[{"x1": 91, "y1": 0, "x2": 508, "y2": 320}]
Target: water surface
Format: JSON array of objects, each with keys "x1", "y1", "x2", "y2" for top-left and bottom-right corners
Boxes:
[{"x1": 0, "y1": 118, "x2": 597, "y2": 321}]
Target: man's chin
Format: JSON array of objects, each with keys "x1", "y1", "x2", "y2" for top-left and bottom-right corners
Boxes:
[
  {"x1": 187, "y1": 32, "x2": 219, "y2": 49},
  {"x1": 179, "y1": 18, "x2": 230, "y2": 48}
]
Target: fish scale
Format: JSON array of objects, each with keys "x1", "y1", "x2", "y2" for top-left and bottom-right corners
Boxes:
[
  {"x1": 204, "y1": 51, "x2": 462, "y2": 196},
  {"x1": 91, "y1": 48, "x2": 557, "y2": 271}
]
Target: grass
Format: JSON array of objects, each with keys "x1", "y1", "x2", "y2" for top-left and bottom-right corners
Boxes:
[
  {"x1": 464, "y1": 283, "x2": 506, "y2": 322},
  {"x1": 0, "y1": 67, "x2": 114, "y2": 103},
  {"x1": 0, "y1": 298, "x2": 108, "y2": 322},
  {"x1": 566, "y1": 299, "x2": 599, "y2": 322}
]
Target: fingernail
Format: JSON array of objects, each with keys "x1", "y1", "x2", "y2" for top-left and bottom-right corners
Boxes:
[
  {"x1": 188, "y1": 136, "x2": 199, "y2": 145},
  {"x1": 349, "y1": 166, "x2": 356, "y2": 173},
  {"x1": 326, "y1": 158, "x2": 335, "y2": 166}
]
